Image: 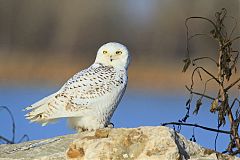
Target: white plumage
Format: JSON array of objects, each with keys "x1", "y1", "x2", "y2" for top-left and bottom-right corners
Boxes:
[{"x1": 24, "y1": 42, "x2": 130, "y2": 131}]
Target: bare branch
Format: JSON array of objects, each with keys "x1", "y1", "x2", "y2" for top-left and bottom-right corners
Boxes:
[
  {"x1": 223, "y1": 36, "x2": 240, "y2": 49},
  {"x1": 188, "y1": 33, "x2": 212, "y2": 40},
  {"x1": 184, "y1": 16, "x2": 218, "y2": 59},
  {"x1": 18, "y1": 135, "x2": 30, "y2": 143},
  {"x1": 224, "y1": 77, "x2": 240, "y2": 92},
  {"x1": 183, "y1": 8, "x2": 240, "y2": 155},
  {"x1": 227, "y1": 16, "x2": 238, "y2": 39},
  {"x1": 191, "y1": 67, "x2": 220, "y2": 88},
  {"x1": 0, "y1": 106, "x2": 30, "y2": 144},
  {"x1": 202, "y1": 78, "x2": 215, "y2": 99},
  {"x1": 230, "y1": 98, "x2": 240, "y2": 111},
  {"x1": 0, "y1": 136, "x2": 13, "y2": 144},
  {"x1": 215, "y1": 129, "x2": 220, "y2": 151},
  {"x1": 231, "y1": 150, "x2": 240, "y2": 156},
  {"x1": 193, "y1": 57, "x2": 219, "y2": 66},
  {"x1": 161, "y1": 122, "x2": 231, "y2": 134},
  {"x1": 185, "y1": 17, "x2": 217, "y2": 29},
  {"x1": 186, "y1": 86, "x2": 216, "y2": 101},
  {"x1": 0, "y1": 106, "x2": 15, "y2": 143}
]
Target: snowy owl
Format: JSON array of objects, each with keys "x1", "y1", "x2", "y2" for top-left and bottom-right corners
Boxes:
[{"x1": 24, "y1": 42, "x2": 130, "y2": 131}]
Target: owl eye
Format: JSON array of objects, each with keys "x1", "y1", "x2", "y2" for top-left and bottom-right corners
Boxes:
[
  {"x1": 103, "y1": 50, "x2": 108, "y2": 54},
  {"x1": 116, "y1": 51, "x2": 122, "y2": 55}
]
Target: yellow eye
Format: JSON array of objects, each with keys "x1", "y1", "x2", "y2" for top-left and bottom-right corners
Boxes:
[
  {"x1": 116, "y1": 51, "x2": 122, "y2": 55},
  {"x1": 103, "y1": 50, "x2": 108, "y2": 54}
]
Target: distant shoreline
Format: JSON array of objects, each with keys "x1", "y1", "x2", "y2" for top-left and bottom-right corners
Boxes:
[{"x1": 0, "y1": 53, "x2": 239, "y2": 92}]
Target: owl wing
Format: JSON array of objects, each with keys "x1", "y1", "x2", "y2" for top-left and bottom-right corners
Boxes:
[
  {"x1": 62, "y1": 63, "x2": 116, "y2": 100},
  {"x1": 25, "y1": 64, "x2": 123, "y2": 125}
]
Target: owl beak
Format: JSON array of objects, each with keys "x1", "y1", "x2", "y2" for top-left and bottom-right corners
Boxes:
[{"x1": 110, "y1": 55, "x2": 113, "y2": 62}]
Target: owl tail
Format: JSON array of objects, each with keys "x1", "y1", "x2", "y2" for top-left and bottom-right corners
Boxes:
[{"x1": 24, "y1": 92, "x2": 61, "y2": 126}]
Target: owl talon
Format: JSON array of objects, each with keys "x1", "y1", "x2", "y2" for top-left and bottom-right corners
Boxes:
[
  {"x1": 75, "y1": 127, "x2": 87, "y2": 133},
  {"x1": 107, "y1": 122, "x2": 114, "y2": 128}
]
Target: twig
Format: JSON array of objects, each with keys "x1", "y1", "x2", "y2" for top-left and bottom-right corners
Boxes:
[
  {"x1": 0, "y1": 136, "x2": 13, "y2": 144},
  {"x1": 188, "y1": 33, "x2": 212, "y2": 40},
  {"x1": 228, "y1": 16, "x2": 238, "y2": 39},
  {"x1": 0, "y1": 106, "x2": 30, "y2": 144},
  {"x1": 0, "y1": 106, "x2": 15, "y2": 143},
  {"x1": 18, "y1": 135, "x2": 29, "y2": 143},
  {"x1": 230, "y1": 150, "x2": 240, "y2": 156},
  {"x1": 183, "y1": 8, "x2": 240, "y2": 155},
  {"x1": 222, "y1": 36, "x2": 240, "y2": 49},
  {"x1": 224, "y1": 77, "x2": 240, "y2": 92},
  {"x1": 215, "y1": 131, "x2": 219, "y2": 151},
  {"x1": 162, "y1": 122, "x2": 231, "y2": 134},
  {"x1": 193, "y1": 57, "x2": 218, "y2": 66},
  {"x1": 186, "y1": 86, "x2": 216, "y2": 101},
  {"x1": 202, "y1": 78, "x2": 215, "y2": 99},
  {"x1": 215, "y1": 122, "x2": 220, "y2": 151},
  {"x1": 194, "y1": 67, "x2": 221, "y2": 84},
  {"x1": 185, "y1": 17, "x2": 217, "y2": 30}
]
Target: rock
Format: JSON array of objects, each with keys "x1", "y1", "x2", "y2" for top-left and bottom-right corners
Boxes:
[
  {"x1": 0, "y1": 126, "x2": 239, "y2": 160},
  {"x1": 0, "y1": 134, "x2": 78, "y2": 160}
]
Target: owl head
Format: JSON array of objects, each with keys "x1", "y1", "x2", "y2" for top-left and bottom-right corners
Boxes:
[{"x1": 95, "y1": 42, "x2": 131, "y2": 69}]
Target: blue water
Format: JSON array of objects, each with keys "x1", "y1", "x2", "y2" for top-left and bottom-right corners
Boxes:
[{"x1": 0, "y1": 85, "x2": 230, "y2": 152}]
